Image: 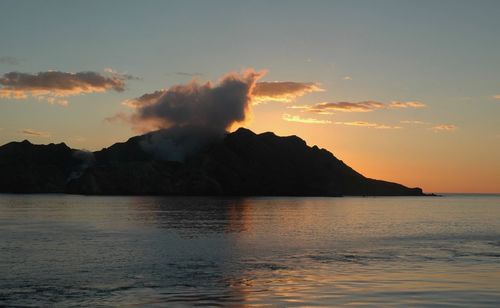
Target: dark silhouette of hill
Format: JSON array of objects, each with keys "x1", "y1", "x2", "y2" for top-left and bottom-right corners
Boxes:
[
  {"x1": 0, "y1": 128, "x2": 425, "y2": 196},
  {"x1": 0, "y1": 140, "x2": 78, "y2": 193}
]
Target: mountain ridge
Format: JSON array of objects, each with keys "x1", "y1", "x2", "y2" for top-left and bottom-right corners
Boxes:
[{"x1": 0, "y1": 128, "x2": 427, "y2": 196}]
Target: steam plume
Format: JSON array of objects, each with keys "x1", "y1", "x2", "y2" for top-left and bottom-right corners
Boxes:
[{"x1": 108, "y1": 68, "x2": 265, "y2": 161}]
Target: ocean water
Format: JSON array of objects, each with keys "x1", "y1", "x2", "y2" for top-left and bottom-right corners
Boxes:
[{"x1": 1, "y1": 195, "x2": 500, "y2": 307}]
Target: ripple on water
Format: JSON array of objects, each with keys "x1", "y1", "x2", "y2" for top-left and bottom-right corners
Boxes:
[{"x1": 1, "y1": 195, "x2": 500, "y2": 306}]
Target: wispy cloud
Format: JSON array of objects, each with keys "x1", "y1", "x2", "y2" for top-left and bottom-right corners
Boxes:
[
  {"x1": 389, "y1": 101, "x2": 426, "y2": 108},
  {"x1": 493, "y1": 95, "x2": 500, "y2": 100},
  {"x1": 400, "y1": 120, "x2": 459, "y2": 132},
  {"x1": 400, "y1": 120, "x2": 429, "y2": 125},
  {"x1": 253, "y1": 81, "x2": 323, "y2": 104},
  {"x1": 104, "y1": 67, "x2": 141, "y2": 80},
  {"x1": 104, "y1": 67, "x2": 117, "y2": 74},
  {"x1": 105, "y1": 111, "x2": 131, "y2": 126},
  {"x1": 20, "y1": 128, "x2": 51, "y2": 137},
  {"x1": 0, "y1": 71, "x2": 130, "y2": 105},
  {"x1": 334, "y1": 121, "x2": 402, "y2": 129},
  {"x1": 287, "y1": 104, "x2": 334, "y2": 115},
  {"x1": 174, "y1": 71, "x2": 204, "y2": 77},
  {"x1": 290, "y1": 100, "x2": 426, "y2": 114},
  {"x1": 431, "y1": 124, "x2": 458, "y2": 132},
  {"x1": 72, "y1": 136, "x2": 87, "y2": 142},
  {"x1": 309, "y1": 101, "x2": 386, "y2": 113},
  {"x1": 0, "y1": 56, "x2": 20, "y2": 65},
  {"x1": 342, "y1": 76, "x2": 352, "y2": 80},
  {"x1": 122, "y1": 90, "x2": 166, "y2": 109},
  {"x1": 282, "y1": 113, "x2": 331, "y2": 124}
]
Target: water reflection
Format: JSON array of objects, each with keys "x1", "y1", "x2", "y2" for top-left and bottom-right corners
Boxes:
[
  {"x1": 1, "y1": 195, "x2": 500, "y2": 306},
  {"x1": 129, "y1": 197, "x2": 253, "y2": 234}
]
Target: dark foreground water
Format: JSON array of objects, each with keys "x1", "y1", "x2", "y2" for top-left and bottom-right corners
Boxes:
[{"x1": 1, "y1": 195, "x2": 500, "y2": 307}]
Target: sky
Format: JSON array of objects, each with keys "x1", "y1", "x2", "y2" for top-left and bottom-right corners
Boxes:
[{"x1": 0, "y1": 0, "x2": 499, "y2": 193}]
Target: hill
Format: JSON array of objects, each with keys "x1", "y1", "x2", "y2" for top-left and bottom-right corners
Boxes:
[{"x1": 0, "y1": 128, "x2": 425, "y2": 196}]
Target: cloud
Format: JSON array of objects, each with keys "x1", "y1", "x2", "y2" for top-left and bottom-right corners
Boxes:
[
  {"x1": 282, "y1": 113, "x2": 331, "y2": 124},
  {"x1": 0, "y1": 56, "x2": 20, "y2": 65},
  {"x1": 252, "y1": 81, "x2": 323, "y2": 104},
  {"x1": 104, "y1": 67, "x2": 141, "y2": 80},
  {"x1": 104, "y1": 67, "x2": 117, "y2": 74},
  {"x1": 290, "y1": 100, "x2": 426, "y2": 114},
  {"x1": 0, "y1": 71, "x2": 129, "y2": 105},
  {"x1": 400, "y1": 120, "x2": 458, "y2": 132},
  {"x1": 493, "y1": 95, "x2": 500, "y2": 100},
  {"x1": 107, "y1": 68, "x2": 265, "y2": 160},
  {"x1": 117, "y1": 71, "x2": 327, "y2": 131},
  {"x1": 334, "y1": 121, "x2": 402, "y2": 129},
  {"x1": 389, "y1": 101, "x2": 426, "y2": 108},
  {"x1": 105, "y1": 111, "x2": 133, "y2": 126},
  {"x1": 123, "y1": 79, "x2": 323, "y2": 110},
  {"x1": 372, "y1": 124, "x2": 403, "y2": 129},
  {"x1": 400, "y1": 120, "x2": 429, "y2": 125},
  {"x1": 312, "y1": 101, "x2": 386, "y2": 113},
  {"x1": 342, "y1": 76, "x2": 352, "y2": 80},
  {"x1": 286, "y1": 104, "x2": 334, "y2": 115},
  {"x1": 20, "y1": 128, "x2": 51, "y2": 137},
  {"x1": 121, "y1": 90, "x2": 166, "y2": 109},
  {"x1": 431, "y1": 124, "x2": 458, "y2": 132},
  {"x1": 174, "y1": 72, "x2": 204, "y2": 77},
  {"x1": 123, "y1": 69, "x2": 264, "y2": 132},
  {"x1": 72, "y1": 136, "x2": 87, "y2": 142}
]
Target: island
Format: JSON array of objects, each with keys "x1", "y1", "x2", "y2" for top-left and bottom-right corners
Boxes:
[{"x1": 0, "y1": 128, "x2": 426, "y2": 196}]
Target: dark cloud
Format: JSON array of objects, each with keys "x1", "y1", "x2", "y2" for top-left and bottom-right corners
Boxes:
[
  {"x1": 108, "y1": 68, "x2": 265, "y2": 161},
  {"x1": 136, "y1": 69, "x2": 262, "y2": 131},
  {"x1": 0, "y1": 71, "x2": 128, "y2": 105},
  {"x1": 110, "y1": 69, "x2": 328, "y2": 161},
  {"x1": 252, "y1": 81, "x2": 323, "y2": 103}
]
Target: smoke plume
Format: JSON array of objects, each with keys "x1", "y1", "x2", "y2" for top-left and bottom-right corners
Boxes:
[
  {"x1": 67, "y1": 150, "x2": 95, "y2": 182},
  {"x1": 108, "y1": 69, "x2": 265, "y2": 161}
]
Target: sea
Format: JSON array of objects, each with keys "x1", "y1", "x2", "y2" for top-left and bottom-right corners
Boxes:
[{"x1": 1, "y1": 194, "x2": 499, "y2": 307}]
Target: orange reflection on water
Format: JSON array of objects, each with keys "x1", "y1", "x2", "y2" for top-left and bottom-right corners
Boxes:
[
  {"x1": 225, "y1": 198, "x2": 253, "y2": 234},
  {"x1": 222, "y1": 263, "x2": 500, "y2": 306}
]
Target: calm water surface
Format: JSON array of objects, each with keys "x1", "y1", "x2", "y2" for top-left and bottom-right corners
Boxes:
[{"x1": 1, "y1": 195, "x2": 500, "y2": 307}]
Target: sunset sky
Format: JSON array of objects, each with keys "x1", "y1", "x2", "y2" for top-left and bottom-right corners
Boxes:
[{"x1": 1, "y1": 0, "x2": 499, "y2": 193}]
